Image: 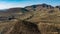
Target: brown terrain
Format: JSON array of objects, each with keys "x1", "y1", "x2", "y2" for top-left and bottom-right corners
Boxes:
[{"x1": 0, "y1": 4, "x2": 60, "y2": 34}]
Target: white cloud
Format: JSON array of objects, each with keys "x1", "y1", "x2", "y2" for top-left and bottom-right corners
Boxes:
[{"x1": 0, "y1": 2, "x2": 22, "y2": 9}]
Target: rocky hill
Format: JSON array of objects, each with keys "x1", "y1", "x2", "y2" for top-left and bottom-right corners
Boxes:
[{"x1": 0, "y1": 4, "x2": 60, "y2": 34}]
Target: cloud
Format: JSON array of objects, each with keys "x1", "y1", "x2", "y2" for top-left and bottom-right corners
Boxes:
[{"x1": 0, "y1": 2, "x2": 21, "y2": 9}]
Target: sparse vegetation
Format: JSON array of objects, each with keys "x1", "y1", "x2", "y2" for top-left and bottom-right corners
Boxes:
[{"x1": 0, "y1": 4, "x2": 60, "y2": 34}]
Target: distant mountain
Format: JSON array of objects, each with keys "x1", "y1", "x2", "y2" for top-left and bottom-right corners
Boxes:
[
  {"x1": 7, "y1": 8, "x2": 29, "y2": 13},
  {"x1": 0, "y1": 8, "x2": 29, "y2": 15},
  {"x1": 25, "y1": 4, "x2": 54, "y2": 11},
  {"x1": 0, "y1": 8, "x2": 29, "y2": 21}
]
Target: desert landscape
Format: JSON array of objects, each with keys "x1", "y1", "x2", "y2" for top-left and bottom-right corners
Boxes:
[{"x1": 0, "y1": 3, "x2": 60, "y2": 34}]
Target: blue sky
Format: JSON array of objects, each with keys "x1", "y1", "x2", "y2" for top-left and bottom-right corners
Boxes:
[{"x1": 0, "y1": 0, "x2": 60, "y2": 9}]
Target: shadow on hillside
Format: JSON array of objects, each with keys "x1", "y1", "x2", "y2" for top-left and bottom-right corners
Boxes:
[{"x1": 3, "y1": 20, "x2": 41, "y2": 34}]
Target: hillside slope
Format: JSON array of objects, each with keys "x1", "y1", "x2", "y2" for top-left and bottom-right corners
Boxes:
[{"x1": 0, "y1": 4, "x2": 60, "y2": 34}]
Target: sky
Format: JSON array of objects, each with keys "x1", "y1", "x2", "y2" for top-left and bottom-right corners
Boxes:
[{"x1": 0, "y1": 0, "x2": 60, "y2": 9}]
